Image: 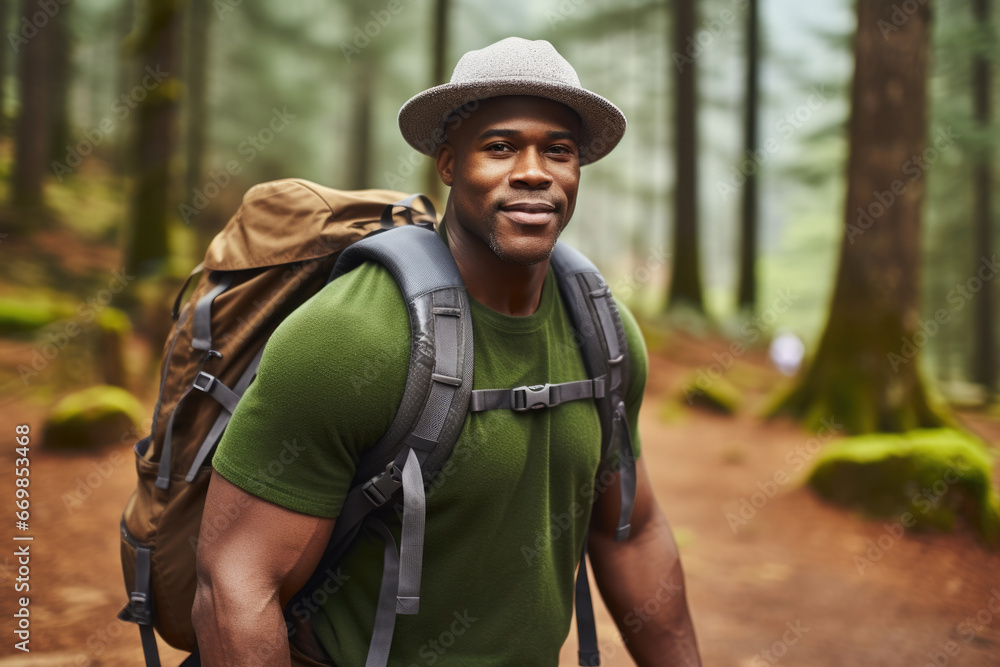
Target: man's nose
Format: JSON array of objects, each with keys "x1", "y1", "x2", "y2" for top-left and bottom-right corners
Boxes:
[{"x1": 509, "y1": 148, "x2": 551, "y2": 188}]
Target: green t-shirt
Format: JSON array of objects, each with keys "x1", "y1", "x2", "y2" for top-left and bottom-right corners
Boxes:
[{"x1": 212, "y1": 233, "x2": 648, "y2": 666}]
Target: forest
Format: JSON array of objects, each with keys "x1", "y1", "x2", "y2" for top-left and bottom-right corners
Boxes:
[{"x1": 0, "y1": 0, "x2": 998, "y2": 665}]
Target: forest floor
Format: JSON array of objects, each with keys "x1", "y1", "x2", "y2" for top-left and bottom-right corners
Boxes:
[{"x1": 0, "y1": 329, "x2": 998, "y2": 667}]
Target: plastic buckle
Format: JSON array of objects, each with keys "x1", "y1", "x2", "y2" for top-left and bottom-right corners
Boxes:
[
  {"x1": 129, "y1": 592, "x2": 152, "y2": 625},
  {"x1": 192, "y1": 371, "x2": 215, "y2": 393},
  {"x1": 512, "y1": 384, "x2": 551, "y2": 412},
  {"x1": 362, "y1": 462, "x2": 402, "y2": 507}
]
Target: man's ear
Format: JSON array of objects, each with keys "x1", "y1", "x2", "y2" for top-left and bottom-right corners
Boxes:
[{"x1": 436, "y1": 143, "x2": 455, "y2": 187}]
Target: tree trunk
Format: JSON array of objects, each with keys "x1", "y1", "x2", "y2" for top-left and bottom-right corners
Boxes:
[
  {"x1": 12, "y1": 0, "x2": 53, "y2": 209},
  {"x1": 124, "y1": 0, "x2": 180, "y2": 277},
  {"x1": 183, "y1": 0, "x2": 211, "y2": 212},
  {"x1": 769, "y1": 0, "x2": 946, "y2": 434},
  {"x1": 737, "y1": 0, "x2": 759, "y2": 312},
  {"x1": 347, "y1": 54, "x2": 373, "y2": 190},
  {"x1": 0, "y1": 0, "x2": 9, "y2": 134},
  {"x1": 47, "y1": 0, "x2": 70, "y2": 165},
  {"x1": 422, "y1": 0, "x2": 450, "y2": 207},
  {"x1": 667, "y1": 0, "x2": 705, "y2": 313},
  {"x1": 971, "y1": 0, "x2": 996, "y2": 394}
]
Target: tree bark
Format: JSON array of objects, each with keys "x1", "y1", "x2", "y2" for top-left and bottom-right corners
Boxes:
[
  {"x1": 183, "y1": 0, "x2": 211, "y2": 213},
  {"x1": 667, "y1": 0, "x2": 705, "y2": 313},
  {"x1": 422, "y1": 0, "x2": 450, "y2": 207},
  {"x1": 47, "y1": 0, "x2": 70, "y2": 165},
  {"x1": 971, "y1": 0, "x2": 996, "y2": 394},
  {"x1": 12, "y1": 0, "x2": 53, "y2": 209},
  {"x1": 124, "y1": 0, "x2": 180, "y2": 277},
  {"x1": 737, "y1": 0, "x2": 759, "y2": 311},
  {"x1": 769, "y1": 0, "x2": 945, "y2": 434}
]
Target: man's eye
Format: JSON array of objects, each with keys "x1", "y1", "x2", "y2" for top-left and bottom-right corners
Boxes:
[
  {"x1": 548, "y1": 145, "x2": 573, "y2": 155},
  {"x1": 486, "y1": 142, "x2": 512, "y2": 152}
]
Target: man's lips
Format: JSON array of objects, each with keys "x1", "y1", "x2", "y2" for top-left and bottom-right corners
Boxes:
[{"x1": 499, "y1": 201, "x2": 558, "y2": 225}]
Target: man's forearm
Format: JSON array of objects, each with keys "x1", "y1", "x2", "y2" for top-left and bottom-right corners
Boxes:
[
  {"x1": 192, "y1": 582, "x2": 292, "y2": 667},
  {"x1": 589, "y1": 512, "x2": 701, "y2": 666}
]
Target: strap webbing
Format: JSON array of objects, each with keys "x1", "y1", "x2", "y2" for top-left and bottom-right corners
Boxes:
[
  {"x1": 469, "y1": 377, "x2": 606, "y2": 412},
  {"x1": 156, "y1": 386, "x2": 194, "y2": 490},
  {"x1": 191, "y1": 272, "x2": 233, "y2": 352},
  {"x1": 396, "y1": 448, "x2": 425, "y2": 615},
  {"x1": 133, "y1": 546, "x2": 161, "y2": 667},
  {"x1": 185, "y1": 346, "x2": 266, "y2": 481},
  {"x1": 575, "y1": 546, "x2": 600, "y2": 666},
  {"x1": 191, "y1": 372, "x2": 240, "y2": 414},
  {"x1": 614, "y1": 402, "x2": 637, "y2": 542},
  {"x1": 365, "y1": 519, "x2": 402, "y2": 667}
]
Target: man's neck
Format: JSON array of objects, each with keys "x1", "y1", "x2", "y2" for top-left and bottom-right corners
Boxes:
[{"x1": 442, "y1": 215, "x2": 549, "y2": 317}]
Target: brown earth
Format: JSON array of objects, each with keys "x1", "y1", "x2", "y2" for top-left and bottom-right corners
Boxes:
[{"x1": 0, "y1": 332, "x2": 998, "y2": 667}]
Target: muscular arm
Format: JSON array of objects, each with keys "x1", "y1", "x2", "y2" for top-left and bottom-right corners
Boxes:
[
  {"x1": 191, "y1": 470, "x2": 336, "y2": 667},
  {"x1": 588, "y1": 457, "x2": 701, "y2": 666}
]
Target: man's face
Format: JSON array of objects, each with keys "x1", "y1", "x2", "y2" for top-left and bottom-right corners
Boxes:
[{"x1": 436, "y1": 95, "x2": 582, "y2": 266}]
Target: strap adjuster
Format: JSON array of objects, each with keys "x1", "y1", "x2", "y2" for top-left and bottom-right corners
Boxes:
[
  {"x1": 192, "y1": 371, "x2": 215, "y2": 393},
  {"x1": 129, "y1": 592, "x2": 152, "y2": 625},
  {"x1": 512, "y1": 384, "x2": 552, "y2": 412},
  {"x1": 362, "y1": 462, "x2": 402, "y2": 507}
]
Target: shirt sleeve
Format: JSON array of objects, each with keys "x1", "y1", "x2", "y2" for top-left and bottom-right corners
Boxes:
[{"x1": 211, "y1": 262, "x2": 411, "y2": 518}]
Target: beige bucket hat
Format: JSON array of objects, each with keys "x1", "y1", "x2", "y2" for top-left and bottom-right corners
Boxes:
[{"x1": 397, "y1": 37, "x2": 627, "y2": 165}]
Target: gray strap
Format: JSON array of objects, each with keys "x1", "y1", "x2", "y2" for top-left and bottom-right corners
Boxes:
[
  {"x1": 613, "y1": 401, "x2": 637, "y2": 542},
  {"x1": 396, "y1": 448, "x2": 424, "y2": 615},
  {"x1": 132, "y1": 546, "x2": 161, "y2": 667},
  {"x1": 575, "y1": 545, "x2": 600, "y2": 666},
  {"x1": 191, "y1": 371, "x2": 240, "y2": 414},
  {"x1": 469, "y1": 377, "x2": 606, "y2": 412},
  {"x1": 587, "y1": 283, "x2": 624, "y2": 392},
  {"x1": 191, "y1": 272, "x2": 233, "y2": 352},
  {"x1": 156, "y1": 387, "x2": 194, "y2": 490},
  {"x1": 185, "y1": 346, "x2": 266, "y2": 481},
  {"x1": 365, "y1": 519, "x2": 401, "y2": 667}
]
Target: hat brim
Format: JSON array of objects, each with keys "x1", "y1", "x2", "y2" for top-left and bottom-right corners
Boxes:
[{"x1": 397, "y1": 77, "x2": 626, "y2": 166}]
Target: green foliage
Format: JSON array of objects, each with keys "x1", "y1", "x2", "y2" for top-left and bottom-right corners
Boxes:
[
  {"x1": 0, "y1": 298, "x2": 75, "y2": 335},
  {"x1": 808, "y1": 428, "x2": 1000, "y2": 545},
  {"x1": 42, "y1": 384, "x2": 145, "y2": 450},
  {"x1": 677, "y1": 369, "x2": 742, "y2": 415}
]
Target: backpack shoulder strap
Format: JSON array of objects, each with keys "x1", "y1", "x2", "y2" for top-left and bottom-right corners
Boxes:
[
  {"x1": 285, "y1": 224, "x2": 473, "y2": 664},
  {"x1": 551, "y1": 241, "x2": 638, "y2": 667},
  {"x1": 551, "y1": 240, "x2": 636, "y2": 540}
]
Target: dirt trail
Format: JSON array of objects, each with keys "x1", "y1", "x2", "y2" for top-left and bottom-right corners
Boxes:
[{"x1": 1, "y1": 335, "x2": 998, "y2": 666}]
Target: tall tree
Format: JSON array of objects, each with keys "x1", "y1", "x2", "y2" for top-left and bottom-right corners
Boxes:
[
  {"x1": 769, "y1": 0, "x2": 945, "y2": 433},
  {"x1": 0, "y1": 0, "x2": 9, "y2": 134},
  {"x1": 183, "y1": 0, "x2": 212, "y2": 211},
  {"x1": 421, "y1": 0, "x2": 450, "y2": 206},
  {"x1": 12, "y1": 0, "x2": 53, "y2": 208},
  {"x1": 667, "y1": 0, "x2": 705, "y2": 313},
  {"x1": 736, "y1": 0, "x2": 759, "y2": 311},
  {"x1": 47, "y1": 0, "x2": 71, "y2": 164},
  {"x1": 971, "y1": 0, "x2": 996, "y2": 394},
  {"x1": 125, "y1": 0, "x2": 180, "y2": 277}
]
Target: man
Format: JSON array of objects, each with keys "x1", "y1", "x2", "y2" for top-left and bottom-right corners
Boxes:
[{"x1": 192, "y1": 37, "x2": 701, "y2": 666}]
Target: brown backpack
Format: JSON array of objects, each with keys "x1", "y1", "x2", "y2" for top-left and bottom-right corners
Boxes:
[{"x1": 117, "y1": 179, "x2": 437, "y2": 666}]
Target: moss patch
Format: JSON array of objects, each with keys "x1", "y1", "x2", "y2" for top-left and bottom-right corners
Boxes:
[
  {"x1": 43, "y1": 385, "x2": 145, "y2": 450},
  {"x1": 807, "y1": 428, "x2": 1000, "y2": 545},
  {"x1": 0, "y1": 297, "x2": 74, "y2": 335},
  {"x1": 677, "y1": 370, "x2": 741, "y2": 415}
]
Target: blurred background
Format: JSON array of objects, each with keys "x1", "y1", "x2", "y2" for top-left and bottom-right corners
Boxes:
[{"x1": 0, "y1": 0, "x2": 999, "y2": 665}]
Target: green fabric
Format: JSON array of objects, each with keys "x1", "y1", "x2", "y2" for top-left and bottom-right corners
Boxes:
[{"x1": 212, "y1": 234, "x2": 648, "y2": 666}]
